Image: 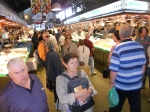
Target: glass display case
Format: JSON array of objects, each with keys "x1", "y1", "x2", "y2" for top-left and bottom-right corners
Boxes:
[
  {"x1": 0, "y1": 48, "x2": 29, "y2": 77},
  {"x1": 73, "y1": 35, "x2": 116, "y2": 70}
]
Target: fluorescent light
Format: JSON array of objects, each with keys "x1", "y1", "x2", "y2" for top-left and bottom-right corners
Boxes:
[
  {"x1": 0, "y1": 19, "x2": 5, "y2": 22},
  {"x1": 51, "y1": 8, "x2": 62, "y2": 11},
  {"x1": 43, "y1": 20, "x2": 47, "y2": 23}
]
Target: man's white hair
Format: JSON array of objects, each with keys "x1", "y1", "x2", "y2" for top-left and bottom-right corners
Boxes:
[{"x1": 7, "y1": 57, "x2": 26, "y2": 72}]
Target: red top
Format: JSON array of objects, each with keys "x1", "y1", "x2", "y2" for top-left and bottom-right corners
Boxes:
[{"x1": 84, "y1": 39, "x2": 94, "y2": 57}]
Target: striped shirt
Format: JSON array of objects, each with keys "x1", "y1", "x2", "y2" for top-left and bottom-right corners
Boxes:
[
  {"x1": 0, "y1": 74, "x2": 49, "y2": 112},
  {"x1": 109, "y1": 39, "x2": 146, "y2": 91}
]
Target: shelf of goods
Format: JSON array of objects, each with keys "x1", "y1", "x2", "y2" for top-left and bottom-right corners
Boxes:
[
  {"x1": 73, "y1": 37, "x2": 115, "y2": 70},
  {"x1": 0, "y1": 48, "x2": 30, "y2": 77},
  {"x1": 0, "y1": 47, "x2": 37, "y2": 90},
  {"x1": 0, "y1": 47, "x2": 30, "y2": 90}
]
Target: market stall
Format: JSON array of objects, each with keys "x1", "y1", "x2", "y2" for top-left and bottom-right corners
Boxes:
[{"x1": 62, "y1": 0, "x2": 150, "y2": 70}]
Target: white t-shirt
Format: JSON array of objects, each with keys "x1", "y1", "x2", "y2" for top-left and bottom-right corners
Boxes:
[
  {"x1": 59, "y1": 35, "x2": 65, "y2": 45},
  {"x1": 78, "y1": 45, "x2": 90, "y2": 67},
  {"x1": 49, "y1": 34, "x2": 57, "y2": 44}
]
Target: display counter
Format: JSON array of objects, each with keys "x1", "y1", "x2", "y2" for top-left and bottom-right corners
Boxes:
[
  {"x1": 94, "y1": 47, "x2": 109, "y2": 70},
  {"x1": 0, "y1": 45, "x2": 37, "y2": 90},
  {"x1": 73, "y1": 37, "x2": 115, "y2": 71},
  {"x1": 0, "y1": 47, "x2": 30, "y2": 76}
]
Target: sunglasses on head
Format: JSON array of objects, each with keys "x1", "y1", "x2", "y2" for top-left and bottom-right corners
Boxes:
[{"x1": 46, "y1": 35, "x2": 50, "y2": 38}]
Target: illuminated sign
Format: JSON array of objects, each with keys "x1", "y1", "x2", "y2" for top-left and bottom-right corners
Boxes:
[
  {"x1": 64, "y1": 0, "x2": 150, "y2": 24},
  {"x1": 65, "y1": 7, "x2": 72, "y2": 18}
]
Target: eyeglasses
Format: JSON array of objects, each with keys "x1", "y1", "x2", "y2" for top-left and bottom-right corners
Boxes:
[
  {"x1": 66, "y1": 37, "x2": 71, "y2": 39},
  {"x1": 46, "y1": 35, "x2": 50, "y2": 38}
]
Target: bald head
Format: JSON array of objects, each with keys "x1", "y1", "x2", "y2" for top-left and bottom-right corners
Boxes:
[{"x1": 85, "y1": 32, "x2": 90, "y2": 39}]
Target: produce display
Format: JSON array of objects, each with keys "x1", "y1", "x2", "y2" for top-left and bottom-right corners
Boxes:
[
  {"x1": 18, "y1": 38, "x2": 31, "y2": 43},
  {"x1": 92, "y1": 38, "x2": 115, "y2": 51},
  {"x1": 73, "y1": 36, "x2": 116, "y2": 52},
  {"x1": 0, "y1": 48, "x2": 29, "y2": 75}
]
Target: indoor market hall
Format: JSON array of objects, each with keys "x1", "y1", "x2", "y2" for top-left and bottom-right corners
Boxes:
[{"x1": 0, "y1": 0, "x2": 150, "y2": 112}]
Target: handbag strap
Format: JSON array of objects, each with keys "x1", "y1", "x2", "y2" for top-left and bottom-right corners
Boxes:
[
  {"x1": 61, "y1": 70, "x2": 81, "y2": 80},
  {"x1": 61, "y1": 74, "x2": 72, "y2": 81}
]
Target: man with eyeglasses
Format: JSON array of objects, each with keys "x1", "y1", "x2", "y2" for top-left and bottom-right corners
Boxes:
[
  {"x1": 38, "y1": 31, "x2": 54, "y2": 91},
  {"x1": 38, "y1": 31, "x2": 50, "y2": 62}
]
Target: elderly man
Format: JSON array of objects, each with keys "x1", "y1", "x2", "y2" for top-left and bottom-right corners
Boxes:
[
  {"x1": 37, "y1": 31, "x2": 54, "y2": 91},
  {"x1": 109, "y1": 24, "x2": 146, "y2": 112},
  {"x1": 45, "y1": 40, "x2": 64, "y2": 103},
  {"x1": 84, "y1": 32, "x2": 96, "y2": 75},
  {"x1": 0, "y1": 57, "x2": 49, "y2": 112},
  {"x1": 38, "y1": 31, "x2": 50, "y2": 62}
]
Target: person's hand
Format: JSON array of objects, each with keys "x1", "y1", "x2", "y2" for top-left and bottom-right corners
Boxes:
[
  {"x1": 110, "y1": 83, "x2": 115, "y2": 88},
  {"x1": 77, "y1": 97, "x2": 86, "y2": 102},
  {"x1": 74, "y1": 88, "x2": 88, "y2": 99},
  {"x1": 86, "y1": 89, "x2": 92, "y2": 98}
]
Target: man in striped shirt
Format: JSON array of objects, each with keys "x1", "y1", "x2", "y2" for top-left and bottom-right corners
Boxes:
[
  {"x1": 0, "y1": 57, "x2": 49, "y2": 112},
  {"x1": 109, "y1": 24, "x2": 146, "y2": 112}
]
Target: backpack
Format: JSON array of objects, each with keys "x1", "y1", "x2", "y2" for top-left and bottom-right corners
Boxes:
[
  {"x1": 33, "y1": 41, "x2": 46, "y2": 68},
  {"x1": 61, "y1": 70, "x2": 95, "y2": 112}
]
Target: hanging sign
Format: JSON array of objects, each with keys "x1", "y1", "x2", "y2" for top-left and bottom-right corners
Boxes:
[
  {"x1": 30, "y1": 0, "x2": 42, "y2": 19},
  {"x1": 42, "y1": 0, "x2": 51, "y2": 19}
]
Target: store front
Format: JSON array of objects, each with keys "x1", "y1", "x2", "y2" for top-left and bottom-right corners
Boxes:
[{"x1": 63, "y1": 0, "x2": 150, "y2": 70}]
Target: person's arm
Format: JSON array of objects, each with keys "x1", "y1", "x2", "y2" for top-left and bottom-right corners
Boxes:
[
  {"x1": 108, "y1": 46, "x2": 115, "y2": 65},
  {"x1": 56, "y1": 76, "x2": 75, "y2": 105},
  {"x1": 53, "y1": 53, "x2": 64, "y2": 77},
  {"x1": 142, "y1": 65, "x2": 145, "y2": 75},
  {"x1": 90, "y1": 41, "x2": 94, "y2": 51},
  {"x1": 73, "y1": 43, "x2": 79, "y2": 57},
  {"x1": 0, "y1": 98, "x2": 9, "y2": 112},
  {"x1": 38, "y1": 43, "x2": 46, "y2": 61},
  {"x1": 110, "y1": 71, "x2": 117, "y2": 88},
  {"x1": 56, "y1": 76, "x2": 88, "y2": 105},
  {"x1": 81, "y1": 70, "x2": 97, "y2": 96}
]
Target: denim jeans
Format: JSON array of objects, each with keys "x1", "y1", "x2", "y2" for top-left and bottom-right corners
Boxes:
[{"x1": 89, "y1": 56, "x2": 95, "y2": 74}]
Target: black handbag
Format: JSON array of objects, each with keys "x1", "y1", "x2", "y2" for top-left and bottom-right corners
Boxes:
[
  {"x1": 103, "y1": 67, "x2": 110, "y2": 79},
  {"x1": 79, "y1": 61, "x2": 85, "y2": 66}
]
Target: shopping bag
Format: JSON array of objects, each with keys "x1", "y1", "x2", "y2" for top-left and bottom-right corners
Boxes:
[{"x1": 108, "y1": 87, "x2": 119, "y2": 107}]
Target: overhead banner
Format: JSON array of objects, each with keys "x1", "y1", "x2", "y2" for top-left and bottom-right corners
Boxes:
[
  {"x1": 42, "y1": 0, "x2": 52, "y2": 19},
  {"x1": 31, "y1": 0, "x2": 42, "y2": 19},
  {"x1": 31, "y1": 0, "x2": 52, "y2": 21}
]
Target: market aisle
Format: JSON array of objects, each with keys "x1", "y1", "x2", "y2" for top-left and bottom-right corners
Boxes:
[{"x1": 37, "y1": 68, "x2": 150, "y2": 112}]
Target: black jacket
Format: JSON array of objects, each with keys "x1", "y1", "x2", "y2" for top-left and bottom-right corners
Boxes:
[{"x1": 45, "y1": 50, "x2": 64, "y2": 82}]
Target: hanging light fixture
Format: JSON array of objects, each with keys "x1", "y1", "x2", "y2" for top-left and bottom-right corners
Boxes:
[{"x1": 51, "y1": 2, "x2": 62, "y2": 11}]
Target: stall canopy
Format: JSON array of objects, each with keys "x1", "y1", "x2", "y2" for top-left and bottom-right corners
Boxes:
[{"x1": 0, "y1": 1, "x2": 28, "y2": 26}]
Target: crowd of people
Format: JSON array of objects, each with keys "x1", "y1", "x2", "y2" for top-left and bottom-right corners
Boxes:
[{"x1": 0, "y1": 24, "x2": 150, "y2": 112}]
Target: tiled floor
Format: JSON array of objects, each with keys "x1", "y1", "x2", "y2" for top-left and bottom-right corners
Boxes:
[{"x1": 37, "y1": 68, "x2": 150, "y2": 112}]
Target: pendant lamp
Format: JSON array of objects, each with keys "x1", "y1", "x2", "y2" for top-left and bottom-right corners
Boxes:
[{"x1": 51, "y1": 2, "x2": 62, "y2": 11}]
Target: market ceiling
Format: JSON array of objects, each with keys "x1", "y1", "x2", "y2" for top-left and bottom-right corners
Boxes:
[{"x1": 0, "y1": 0, "x2": 70, "y2": 14}]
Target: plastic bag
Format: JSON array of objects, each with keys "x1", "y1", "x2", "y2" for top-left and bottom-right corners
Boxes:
[{"x1": 108, "y1": 87, "x2": 119, "y2": 107}]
